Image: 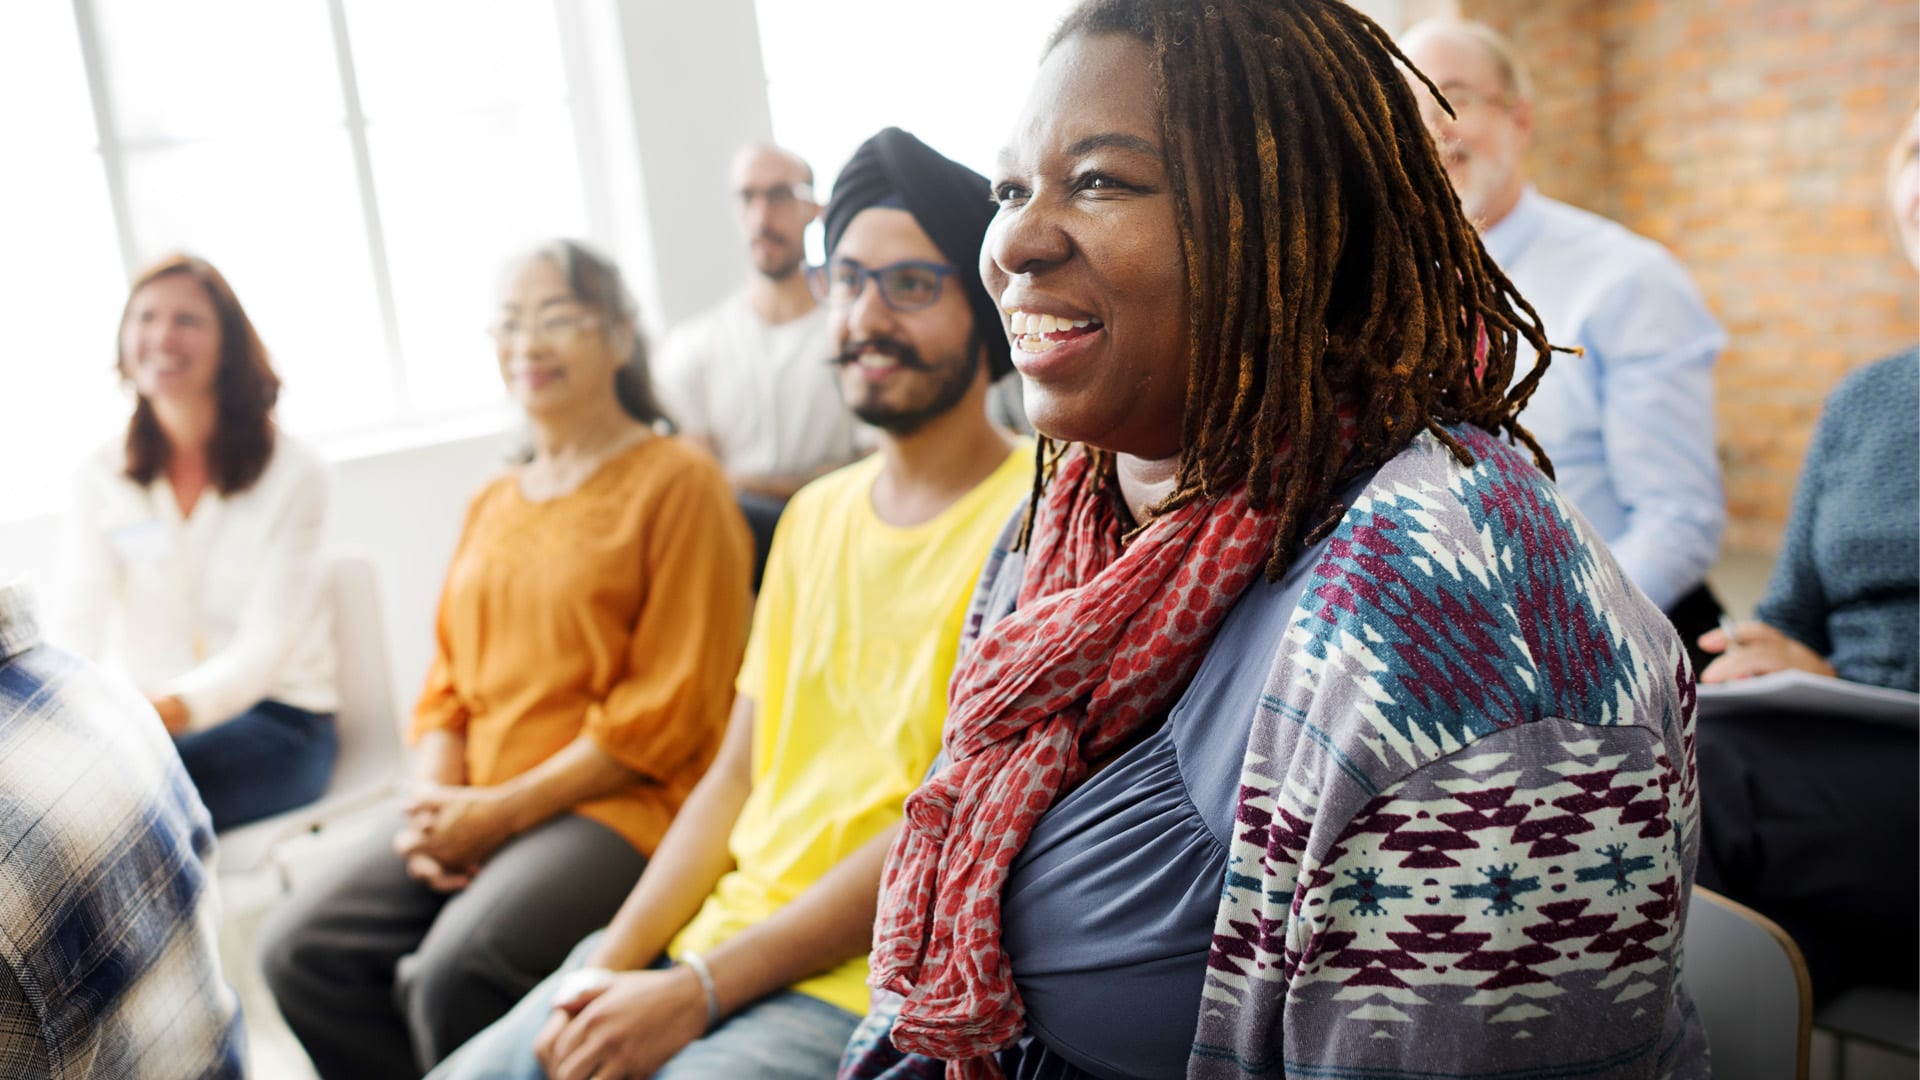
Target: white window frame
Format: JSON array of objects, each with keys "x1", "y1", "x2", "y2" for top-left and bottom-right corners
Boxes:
[{"x1": 61, "y1": 0, "x2": 626, "y2": 452}]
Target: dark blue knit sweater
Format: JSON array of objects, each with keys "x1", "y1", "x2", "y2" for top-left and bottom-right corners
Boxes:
[{"x1": 1755, "y1": 348, "x2": 1919, "y2": 691}]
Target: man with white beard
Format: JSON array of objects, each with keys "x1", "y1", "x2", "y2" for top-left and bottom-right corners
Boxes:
[{"x1": 1402, "y1": 18, "x2": 1730, "y2": 655}]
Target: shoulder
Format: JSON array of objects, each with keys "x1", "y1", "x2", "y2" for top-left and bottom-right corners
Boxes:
[
  {"x1": 255, "y1": 433, "x2": 330, "y2": 495},
  {"x1": 1528, "y1": 196, "x2": 1699, "y2": 295},
  {"x1": 1828, "y1": 348, "x2": 1919, "y2": 414},
  {"x1": 1279, "y1": 429, "x2": 1688, "y2": 786},
  {"x1": 71, "y1": 437, "x2": 135, "y2": 497},
  {"x1": 604, "y1": 435, "x2": 734, "y2": 507},
  {"x1": 784, "y1": 452, "x2": 885, "y2": 522}
]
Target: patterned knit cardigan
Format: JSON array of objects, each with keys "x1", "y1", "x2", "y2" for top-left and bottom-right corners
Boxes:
[{"x1": 845, "y1": 426, "x2": 1709, "y2": 1080}]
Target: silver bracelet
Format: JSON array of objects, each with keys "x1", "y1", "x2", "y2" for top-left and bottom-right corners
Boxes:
[{"x1": 678, "y1": 950, "x2": 721, "y2": 1032}]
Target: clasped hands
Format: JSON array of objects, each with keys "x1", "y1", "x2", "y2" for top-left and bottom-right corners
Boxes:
[
  {"x1": 393, "y1": 783, "x2": 521, "y2": 893},
  {"x1": 533, "y1": 963, "x2": 709, "y2": 1080}
]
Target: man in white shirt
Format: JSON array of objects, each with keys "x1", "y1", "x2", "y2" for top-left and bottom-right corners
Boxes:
[
  {"x1": 654, "y1": 145, "x2": 864, "y2": 585},
  {"x1": 1401, "y1": 19, "x2": 1730, "y2": 655}
]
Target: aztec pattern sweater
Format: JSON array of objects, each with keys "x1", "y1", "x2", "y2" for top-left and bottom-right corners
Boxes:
[
  {"x1": 1194, "y1": 426, "x2": 1704, "y2": 1079},
  {"x1": 843, "y1": 426, "x2": 1706, "y2": 1080}
]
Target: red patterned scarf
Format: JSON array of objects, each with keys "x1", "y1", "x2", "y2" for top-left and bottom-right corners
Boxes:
[{"x1": 868, "y1": 448, "x2": 1280, "y2": 1077}]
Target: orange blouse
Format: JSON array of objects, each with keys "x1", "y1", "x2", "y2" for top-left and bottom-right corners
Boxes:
[{"x1": 410, "y1": 436, "x2": 752, "y2": 855}]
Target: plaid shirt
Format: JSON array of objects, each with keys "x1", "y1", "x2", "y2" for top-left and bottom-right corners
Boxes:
[{"x1": 0, "y1": 583, "x2": 244, "y2": 1078}]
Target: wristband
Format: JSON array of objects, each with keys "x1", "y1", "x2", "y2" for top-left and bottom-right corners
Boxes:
[
  {"x1": 550, "y1": 965, "x2": 616, "y2": 1009},
  {"x1": 678, "y1": 950, "x2": 721, "y2": 1032}
]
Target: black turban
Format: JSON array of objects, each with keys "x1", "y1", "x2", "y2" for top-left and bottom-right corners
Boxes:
[{"x1": 823, "y1": 127, "x2": 1011, "y2": 379}]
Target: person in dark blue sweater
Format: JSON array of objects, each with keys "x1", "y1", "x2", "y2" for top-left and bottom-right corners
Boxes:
[{"x1": 1694, "y1": 107, "x2": 1920, "y2": 1005}]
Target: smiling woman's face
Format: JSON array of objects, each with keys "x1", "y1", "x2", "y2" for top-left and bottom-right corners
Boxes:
[{"x1": 983, "y1": 31, "x2": 1191, "y2": 461}]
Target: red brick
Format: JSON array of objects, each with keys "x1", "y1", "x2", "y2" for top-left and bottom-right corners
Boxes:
[{"x1": 1457, "y1": 0, "x2": 1918, "y2": 553}]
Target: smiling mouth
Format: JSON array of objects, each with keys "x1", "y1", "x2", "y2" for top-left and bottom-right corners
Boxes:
[{"x1": 1009, "y1": 311, "x2": 1104, "y2": 354}]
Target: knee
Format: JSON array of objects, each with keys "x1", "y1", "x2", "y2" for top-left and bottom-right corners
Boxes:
[
  {"x1": 258, "y1": 902, "x2": 322, "y2": 1006},
  {"x1": 399, "y1": 929, "x2": 513, "y2": 1060}
]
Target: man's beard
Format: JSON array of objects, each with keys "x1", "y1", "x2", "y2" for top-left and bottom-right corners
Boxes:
[
  {"x1": 752, "y1": 232, "x2": 804, "y2": 281},
  {"x1": 1439, "y1": 139, "x2": 1519, "y2": 228},
  {"x1": 832, "y1": 333, "x2": 978, "y2": 437}
]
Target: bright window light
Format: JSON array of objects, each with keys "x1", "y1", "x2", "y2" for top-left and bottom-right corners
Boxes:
[
  {"x1": 0, "y1": 0, "x2": 601, "y2": 521},
  {"x1": 754, "y1": 0, "x2": 1082, "y2": 261}
]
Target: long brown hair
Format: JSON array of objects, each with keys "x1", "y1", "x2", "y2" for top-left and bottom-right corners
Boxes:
[
  {"x1": 1031, "y1": 0, "x2": 1566, "y2": 579},
  {"x1": 119, "y1": 254, "x2": 280, "y2": 494}
]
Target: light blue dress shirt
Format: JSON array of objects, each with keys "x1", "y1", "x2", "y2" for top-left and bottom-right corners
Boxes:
[{"x1": 1483, "y1": 187, "x2": 1727, "y2": 610}]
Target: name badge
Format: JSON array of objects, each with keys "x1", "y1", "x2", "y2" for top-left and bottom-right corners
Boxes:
[{"x1": 108, "y1": 520, "x2": 175, "y2": 564}]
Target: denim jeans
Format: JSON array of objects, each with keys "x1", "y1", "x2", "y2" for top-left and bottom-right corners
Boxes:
[
  {"x1": 173, "y1": 698, "x2": 336, "y2": 832},
  {"x1": 429, "y1": 930, "x2": 861, "y2": 1080}
]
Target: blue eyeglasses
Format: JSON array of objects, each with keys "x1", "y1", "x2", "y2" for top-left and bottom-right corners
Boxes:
[{"x1": 806, "y1": 257, "x2": 960, "y2": 313}]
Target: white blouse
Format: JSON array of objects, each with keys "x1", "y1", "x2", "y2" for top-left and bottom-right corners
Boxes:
[{"x1": 51, "y1": 434, "x2": 338, "y2": 730}]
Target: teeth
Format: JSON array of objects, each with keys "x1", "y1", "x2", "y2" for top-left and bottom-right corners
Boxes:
[
  {"x1": 1008, "y1": 310, "x2": 1103, "y2": 339},
  {"x1": 857, "y1": 352, "x2": 898, "y2": 370},
  {"x1": 1018, "y1": 335, "x2": 1062, "y2": 354}
]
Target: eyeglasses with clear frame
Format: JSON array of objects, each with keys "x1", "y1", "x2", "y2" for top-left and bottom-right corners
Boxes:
[
  {"x1": 736, "y1": 182, "x2": 816, "y2": 209},
  {"x1": 486, "y1": 312, "x2": 601, "y2": 348},
  {"x1": 1419, "y1": 83, "x2": 1518, "y2": 127},
  {"x1": 806, "y1": 258, "x2": 960, "y2": 313}
]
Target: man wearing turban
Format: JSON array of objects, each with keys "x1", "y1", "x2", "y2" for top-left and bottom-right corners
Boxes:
[{"x1": 426, "y1": 128, "x2": 1033, "y2": 1080}]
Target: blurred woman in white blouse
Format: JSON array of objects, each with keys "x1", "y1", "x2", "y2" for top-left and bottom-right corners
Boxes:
[{"x1": 53, "y1": 253, "x2": 337, "y2": 832}]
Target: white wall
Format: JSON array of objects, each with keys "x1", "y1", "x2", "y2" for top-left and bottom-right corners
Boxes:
[{"x1": 604, "y1": 0, "x2": 774, "y2": 328}]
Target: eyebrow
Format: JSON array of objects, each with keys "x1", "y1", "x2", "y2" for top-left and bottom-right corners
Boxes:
[
  {"x1": 996, "y1": 131, "x2": 1165, "y2": 174},
  {"x1": 1067, "y1": 132, "x2": 1163, "y2": 160}
]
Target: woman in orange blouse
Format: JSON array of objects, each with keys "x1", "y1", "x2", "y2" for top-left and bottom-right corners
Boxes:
[{"x1": 262, "y1": 240, "x2": 752, "y2": 1080}]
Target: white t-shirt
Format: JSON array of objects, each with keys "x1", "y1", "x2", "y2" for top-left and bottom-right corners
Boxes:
[
  {"x1": 653, "y1": 294, "x2": 864, "y2": 482},
  {"x1": 50, "y1": 434, "x2": 338, "y2": 728}
]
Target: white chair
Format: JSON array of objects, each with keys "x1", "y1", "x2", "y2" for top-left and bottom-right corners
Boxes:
[
  {"x1": 1684, "y1": 886, "x2": 1813, "y2": 1080},
  {"x1": 216, "y1": 553, "x2": 406, "y2": 882}
]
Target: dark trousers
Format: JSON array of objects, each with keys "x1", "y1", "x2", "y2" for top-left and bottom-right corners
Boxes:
[
  {"x1": 737, "y1": 490, "x2": 788, "y2": 592},
  {"x1": 260, "y1": 813, "x2": 646, "y2": 1079},
  {"x1": 1696, "y1": 709, "x2": 1920, "y2": 1005},
  {"x1": 174, "y1": 699, "x2": 337, "y2": 832},
  {"x1": 1665, "y1": 583, "x2": 1724, "y2": 678}
]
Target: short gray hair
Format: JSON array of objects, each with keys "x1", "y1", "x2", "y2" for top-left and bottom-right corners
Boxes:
[{"x1": 1405, "y1": 18, "x2": 1534, "y2": 103}]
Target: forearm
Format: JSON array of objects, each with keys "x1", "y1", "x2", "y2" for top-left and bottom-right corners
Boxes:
[
  {"x1": 412, "y1": 730, "x2": 468, "y2": 787},
  {"x1": 698, "y1": 824, "x2": 895, "y2": 1015},
  {"x1": 589, "y1": 756, "x2": 750, "y2": 970},
  {"x1": 496, "y1": 733, "x2": 641, "y2": 834}
]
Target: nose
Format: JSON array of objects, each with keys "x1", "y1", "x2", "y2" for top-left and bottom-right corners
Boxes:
[
  {"x1": 984, "y1": 196, "x2": 1070, "y2": 283},
  {"x1": 744, "y1": 197, "x2": 771, "y2": 233},
  {"x1": 842, "y1": 274, "x2": 899, "y2": 343},
  {"x1": 1416, "y1": 95, "x2": 1455, "y2": 136},
  {"x1": 153, "y1": 315, "x2": 188, "y2": 353}
]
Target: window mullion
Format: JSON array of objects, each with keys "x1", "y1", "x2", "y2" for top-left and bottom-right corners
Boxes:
[
  {"x1": 69, "y1": 0, "x2": 140, "y2": 279},
  {"x1": 324, "y1": 0, "x2": 411, "y2": 420},
  {"x1": 553, "y1": 0, "x2": 616, "y2": 255}
]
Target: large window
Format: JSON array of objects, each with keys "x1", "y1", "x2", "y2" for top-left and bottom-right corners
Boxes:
[{"x1": 1, "y1": 0, "x2": 609, "y2": 517}]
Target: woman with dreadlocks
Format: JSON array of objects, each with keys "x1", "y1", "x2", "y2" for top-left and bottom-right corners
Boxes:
[{"x1": 843, "y1": 1, "x2": 1706, "y2": 1078}]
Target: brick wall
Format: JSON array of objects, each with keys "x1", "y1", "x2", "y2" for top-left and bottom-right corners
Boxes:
[{"x1": 1436, "y1": 0, "x2": 1919, "y2": 554}]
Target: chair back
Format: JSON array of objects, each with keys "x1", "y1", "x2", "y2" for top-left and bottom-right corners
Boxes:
[
  {"x1": 324, "y1": 553, "x2": 405, "y2": 796},
  {"x1": 1684, "y1": 886, "x2": 1812, "y2": 1080}
]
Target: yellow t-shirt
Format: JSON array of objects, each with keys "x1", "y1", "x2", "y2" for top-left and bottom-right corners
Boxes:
[{"x1": 669, "y1": 444, "x2": 1033, "y2": 1015}]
